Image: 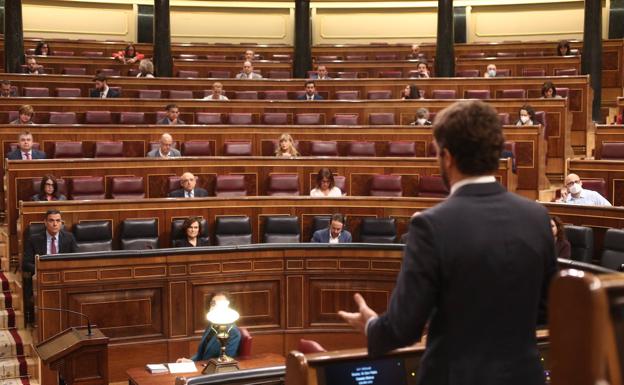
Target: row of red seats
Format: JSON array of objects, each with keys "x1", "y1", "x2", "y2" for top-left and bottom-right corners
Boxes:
[
  {"x1": 27, "y1": 50, "x2": 292, "y2": 61},
  {"x1": 315, "y1": 51, "x2": 578, "y2": 61}
]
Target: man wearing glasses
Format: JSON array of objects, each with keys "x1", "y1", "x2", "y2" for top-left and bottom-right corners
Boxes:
[{"x1": 558, "y1": 173, "x2": 611, "y2": 206}]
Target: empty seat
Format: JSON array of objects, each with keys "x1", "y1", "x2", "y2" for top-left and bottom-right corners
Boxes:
[
  {"x1": 459, "y1": 52, "x2": 485, "y2": 58},
  {"x1": 600, "y1": 142, "x2": 624, "y2": 159},
  {"x1": 498, "y1": 113, "x2": 510, "y2": 125},
  {"x1": 94, "y1": 141, "x2": 124, "y2": 158},
  {"x1": 347, "y1": 141, "x2": 376, "y2": 157},
  {"x1": 336, "y1": 72, "x2": 358, "y2": 79},
  {"x1": 62, "y1": 67, "x2": 87, "y2": 75},
  {"x1": 138, "y1": 89, "x2": 162, "y2": 99},
  {"x1": 367, "y1": 90, "x2": 392, "y2": 100},
  {"x1": 73, "y1": 221, "x2": 113, "y2": 252},
  {"x1": 309, "y1": 141, "x2": 339, "y2": 156},
  {"x1": 311, "y1": 215, "x2": 332, "y2": 235},
  {"x1": 111, "y1": 176, "x2": 145, "y2": 199},
  {"x1": 417, "y1": 175, "x2": 449, "y2": 198},
  {"x1": 120, "y1": 218, "x2": 159, "y2": 250},
  {"x1": 23, "y1": 87, "x2": 50, "y2": 97},
  {"x1": 82, "y1": 51, "x2": 104, "y2": 57},
  {"x1": 317, "y1": 55, "x2": 340, "y2": 61},
  {"x1": 267, "y1": 174, "x2": 300, "y2": 196},
  {"x1": 345, "y1": 55, "x2": 367, "y2": 60},
  {"x1": 177, "y1": 70, "x2": 199, "y2": 78},
  {"x1": 262, "y1": 113, "x2": 289, "y2": 125},
  {"x1": 182, "y1": 141, "x2": 212, "y2": 156},
  {"x1": 53, "y1": 50, "x2": 74, "y2": 56},
  {"x1": 263, "y1": 216, "x2": 300, "y2": 243},
  {"x1": 581, "y1": 178, "x2": 607, "y2": 199},
  {"x1": 522, "y1": 68, "x2": 546, "y2": 76},
  {"x1": 334, "y1": 176, "x2": 346, "y2": 193},
  {"x1": 335, "y1": 91, "x2": 360, "y2": 100},
  {"x1": 223, "y1": 141, "x2": 253, "y2": 156},
  {"x1": 369, "y1": 175, "x2": 402, "y2": 197},
  {"x1": 168, "y1": 90, "x2": 194, "y2": 99},
  {"x1": 70, "y1": 176, "x2": 105, "y2": 200},
  {"x1": 215, "y1": 216, "x2": 252, "y2": 246},
  {"x1": 96, "y1": 68, "x2": 120, "y2": 77},
  {"x1": 564, "y1": 225, "x2": 593, "y2": 263},
  {"x1": 386, "y1": 141, "x2": 416, "y2": 157},
  {"x1": 215, "y1": 175, "x2": 247, "y2": 197},
  {"x1": 295, "y1": 113, "x2": 322, "y2": 125},
  {"x1": 263, "y1": 90, "x2": 288, "y2": 100},
  {"x1": 85, "y1": 111, "x2": 112, "y2": 124},
  {"x1": 500, "y1": 89, "x2": 526, "y2": 98},
  {"x1": 298, "y1": 339, "x2": 327, "y2": 354},
  {"x1": 523, "y1": 51, "x2": 544, "y2": 57},
  {"x1": 171, "y1": 218, "x2": 210, "y2": 247},
  {"x1": 375, "y1": 53, "x2": 398, "y2": 60},
  {"x1": 333, "y1": 114, "x2": 359, "y2": 125},
  {"x1": 554, "y1": 68, "x2": 578, "y2": 76},
  {"x1": 464, "y1": 90, "x2": 491, "y2": 99},
  {"x1": 369, "y1": 113, "x2": 395, "y2": 125},
  {"x1": 496, "y1": 69, "x2": 511, "y2": 77},
  {"x1": 55, "y1": 88, "x2": 81, "y2": 97},
  {"x1": 54, "y1": 141, "x2": 83, "y2": 158},
  {"x1": 209, "y1": 70, "x2": 231, "y2": 78},
  {"x1": 455, "y1": 69, "x2": 480, "y2": 77},
  {"x1": 359, "y1": 217, "x2": 397, "y2": 243},
  {"x1": 271, "y1": 54, "x2": 291, "y2": 60},
  {"x1": 378, "y1": 70, "x2": 402, "y2": 78},
  {"x1": 432, "y1": 90, "x2": 457, "y2": 99},
  {"x1": 496, "y1": 52, "x2": 517, "y2": 57},
  {"x1": 234, "y1": 91, "x2": 259, "y2": 100},
  {"x1": 228, "y1": 113, "x2": 253, "y2": 125},
  {"x1": 119, "y1": 112, "x2": 145, "y2": 124},
  {"x1": 196, "y1": 112, "x2": 222, "y2": 124},
  {"x1": 600, "y1": 229, "x2": 624, "y2": 270},
  {"x1": 268, "y1": 70, "x2": 291, "y2": 79},
  {"x1": 177, "y1": 54, "x2": 198, "y2": 59},
  {"x1": 533, "y1": 111, "x2": 546, "y2": 128},
  {"x1": 556, "y1": 87, "x2": 570, "y2": 98}
]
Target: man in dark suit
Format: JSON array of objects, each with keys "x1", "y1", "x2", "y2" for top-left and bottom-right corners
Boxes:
[
  {"x1": 89, "y1": 74, "x2": 120, "y2": 98},
  {"x1": 311, "y1": 213, "x2": 352, "y2": 243},
  {"x1": 157, "y1": 104, "x2": 186, "y2": 125},
  {"x1": 23, "y1": 57, "x2": 45, "y2": 74},
  {"x1": 339, "y1": 100, "x2": 556, "y2": 385},
  {"x1": 6, "y1": 131, "x2": 47, "y2": 160},
  {"x1": 310, "y1": 65, "x2": 332, "y2": 80},
  {"x1": 1, "y1": 80, "x2": 17, "y2": 97},
  {"x1": 297, "y1": 81, "x2": 324, "y2": 101},
  {"x1": 168, "y1": 172, "x2": 209, "y2": 198}
]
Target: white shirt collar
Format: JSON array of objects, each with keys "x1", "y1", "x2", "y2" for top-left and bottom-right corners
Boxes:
[{"x1": 450, "y1": 175, "x2": 497, "y2": 195}]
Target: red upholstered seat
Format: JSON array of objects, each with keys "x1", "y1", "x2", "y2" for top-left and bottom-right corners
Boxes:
[
  {"x1": 168, "y1": 176, "x2": 182, "y2": 194},
  {"x1": 417, "y1": 175, "x2": 449, "y2": 198},
  {"x1": 522, "y1": 68, "x2": 546, "y2": 76},
  {"x1": 498, "y1": 113, "x2": 510, "y2": 125},
  {"x1": 234, "y1": 91, "x2": 258, "y2": 100},
  {"x1": 205, "y1": 54, "x2": 226, "y2": 60},
  {"x1": 268, "y1": 70, "x2": 291, "y2": 79},
  {"x1": 347, "y1": 141, "x2": 376, "y2": 157},
  {"x1": 228, "y1": 113, "x2": 253, "y2": 125},
  {"x1": 85, "y1": 111, "x2": 112, "y2": 124},
  {"x1": 82, "y1": 51, "x2": 103, "y2": 57},
  {"x1": 295, "y1": 113, "x2": 322, "y2": 125},
  {"x1": 94, "y1": 141, "x2": 124, "y2": 158},
  {"x1": 209, "y1": 70, "x2": 231, "y2": 78},
  {"x1": 523, "y1": 51, "x2": 544, "y2": 56},
  {"x1": 70, "y1": 176, "x2": 106, "y2": 200},
  {"x1": 556, "y1": 87, "x2": 570, "y2": 98},
  {"x1": 496, "y1": 52, "x2": 517, "y2": 57},
  {"x1": 177, "y1": 54, "x2": 198, "y2": 59},
  {"x1": 336, "y1": 72, "x2": 358, "y2": 79},
  {"x1": 262, "y1": 113, "x2": 289, "y2": 125},
  {"x1": 267, "y1": 174, "x2": 300, "y2": 196},
  {"x1": 96, "y1": 68, "x2": 120, "y2": 77},
  {"x1": 333, "y1": 114, "x2": 359, "y2": 125},
  {"x1": 455, "y1": 69, "x2": 480, "y2": 77},
  {"x1": 298, "y1": 339, "x2": 327, "y2": 354},
  {"x1": 317, "y1": 55, "x2": 340, "y2": 61},
  {"x1": 62, "y1": 67, "x2": 87, "y2": 75},
  {"x1": 119, "y1": 112, "x2": 145, "y2": 124},
  {"x1": 375, "y1": 53, "x2": 398, "y2": 60},
  {"x1": 555, "y1": 68, "x2": 578, "y2": 76},
  {"x1": 464, "y1": 90, "x2": 491, "y2": 99},
  {"x1": 138, "y1": 89, "x2": 162, "y2": 99},
  {"x1": 369, "y1": 113, "x2": 395, "y2": 125},
  {"x1": 53, "y1": 50, "x2": 74, "y2": 56},
  {"x1": 263, "y1": 90, "x2": 289, "y2": 100},
  {"x1": 237, "y1": 327, "x2": 253, "y2": 357},
  {"x1": 48, "y1": 112, "x2": 77, "y2": 124},
  {"x1": 215, "y1": 175, "x2": 247, "y2": 197},
  {"x1": 432, "y1": 90, "x2": 457, "y2": 99},
  {"x1": 496, "y1": 69, "x2": 511, "y2": 77},
  {"x1": 168, "y1": 90, "x2": 194, "y2": 99},
  {"x1": 386, "y1": 141, "x2": 416, "y2": 156},
  {"x1": 271, "y1": 54, "x2": 291, "y2": 60},
  {"x1": 23, "y1": 87, "x2": 49, "y2": 97},
  {"x1": 346, "y1": 55, "x2": 367, "y2": 60},
  {"x1": 370, "y1": 175, "x2": 403, "y2": 197},
  {"x1": 55, "y1": 88, "x2": 81, "y2": 97},
  {"x1": 335, "y1": 91, "x2": 360, "y2": 100},
  {"x1": 111, "y1": 176, "x2": 145, "y2": 199},
  {"x1": 367, "y1": 90, "x2": 392, "y2": 100},
  {"x1": 334, "y1": 175, "x2": 346, "y2": 192},
  {"x1": 182, "y1": 141, "x2": 212, "y2": 156},
  {"x1": 223, "y1": 141, "x2": 252, "y2": 156},
  {"x1": 378, "y1": 70, "x2": 402, "y2": 78},
  {"x1": 582, "y1": 178, "x2": 607, "y2": 198},
  {"x1": 177, "y1": 70, "x2": 199, "y2": 78},
  {"x1": 459, "y1": 52, "x2": 485, "y2": 58},
  {"x1": 7, "y1": 111, "x2": 18, "y2": 123},
  {"x1": 600, "y1": 142, "x2": 624, "y2": 160},
  {"x1": 500, "y1": 89, "x2": 526, "y2": 99},
  {"x1": 196, "y1": 113, "x2": 222, "y2": 125},
  {"x1": 534, "y1": 111, "x2": 546, "y2": 128},
  {"x1": 54, "y1": 141, "x2": 84, "y2": 158},
  {"x1": 309, "y1": 141, "x2": 338, "y2": 156}
]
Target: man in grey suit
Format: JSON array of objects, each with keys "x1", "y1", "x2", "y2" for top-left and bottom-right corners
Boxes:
[
  {"x1": 168, "y1": 172, "x2": 209, "y2": 198},
  {"x1": 339, "y1": 100, "x2": 555, "y2": 385},
  {"x1": 311, "y1": 214, "x2": 352, "y2": 243},
  {"x1": 147, "y1": 133, "x2": 181, "y2": 158},
  {"x1": 235, "y1": 61, "x2": 263, "y2": 80}
]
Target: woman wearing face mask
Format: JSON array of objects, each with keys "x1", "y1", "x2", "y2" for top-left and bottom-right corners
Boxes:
[
  {"x1": 515, "y1": 105, "x2": 535, "y2": 126},
  {"x1": 483, "y1": 64, "x2": 497, "y2": 78},
  {"x1": 550, "y1": 216, "x2": 571, "y2": 259},
  {"x1": 410, "y1": 107, "x2": 432, "y2": 126}
]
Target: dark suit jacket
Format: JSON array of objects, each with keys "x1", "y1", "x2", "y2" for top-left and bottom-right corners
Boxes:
[
  {"x1": 367, "y1": 182, "x2": 555, "y2": 385},
  {"x1": 23, "y1": 67, "x2": 45, "y2": 75},
  {"x1": 23, "y1": 229, "x2": 77, "y2": 273},
  {"x1": 297, "y1": 94, "x2": 324, "y2": 101},
  {"x1": 168, "y1": 188, "x2": 209, "y2": 198},
  {"x1": 191, "y1": 326, "x2": 241, "y2": 361},
  {"x1": 173, "y1": 238, "x2": 210, "y2": 248},
  {"x1": 89, "y1": 88, "x2": 120, "y2": 98},
  {"x1": 311, "y1": 228, "x2": 352, "y2": 243},
  {"x1": 157, "y1": 117, "x2": 186, "y2": 125},
  {"x1": 6, "y1": 149, "x2": 47, "y2": 160}
]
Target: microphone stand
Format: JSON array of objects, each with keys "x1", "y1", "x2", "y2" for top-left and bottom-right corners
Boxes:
[{"x1": 36, "y1": 306, "x2": 93, "y2": 336}]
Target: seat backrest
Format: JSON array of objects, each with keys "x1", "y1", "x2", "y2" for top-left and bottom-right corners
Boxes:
[
  {"x1": 386, "y1": 141, "x2": 416, "y2": 157},
  {"x1": 555, "y1": 68, "x2": 578, "y2": 76},
  {"x1": 54, "y1": 141, "x2": 84, "y2": 158},
  {"x1": 170, "y1": 217, "x2": 210, "y2": 246},
  {"x1": 177, "y1": 70, "x2": 199, "y2": 78},
  {"x1": 82, "y1": 51, "x2": 104, "y2": 57},
  {"x1": 347, "y1": 141, "x2": 376, "y2": 157},
  {"x1": 496, "y1": 68, "x2": 511, "y2": 77},
  {"x1": 334, "y1": 175, "x2": 346, "y2": 192},
  {"x1": 366, "y1": 90, "x2": 392, "y2": 100},
  {"x1": 268, "y1": 70, "x2": 290, "y2": 79},
  {"x1": 94, "y1": 141, "x2": 124, "y2": 158},
  {"x1": 369, "y1": 175, "x2": 402, "y2": 197},
  {"x1": 70, "y1": 176, "x2": 106, "y2": 200},
  {"x1": 369, "y1": 113, "x2": 395, "y2": 125},
  {"x1": 196, "y1": 112, "x2": 223, "y2": 125},
  {"x1": 168, "y1": 90, "x2": 194, "y2": 99},
  {"x1": 333, "y1": 114, "x2": 359, "y2": 125},
  {"x1": 335, "y1": 91, "x2": 360, "y2": 100},
  {"x1": 263, "y1": 90, "x2": 288, "y2": 100},
  {"x1": 73, "y1": 220, "x2": 113, "y2": 252},
  {"x1": 295, "y1": 113, "x2": 322, "y2": 125},
  {"x1": 336, "y1": 71, "x2": 358, "y2": 79},
  {"x1": 228, "y1": 113, "x2": 253, "y2": 125},
  {"x1": 309, "y1": 141, "x2": 338, "y2": 156},
  {"x1": 223, "y1": 141, "x2": 252, "y2": 156},
  {"x1": 378, "y1": 70, "x2": 402, "y2": 78},
  {"x1": 564, "y1": 225, "x2": 594, "y2": 263},
  {"x1": 345, "y1": 54, "x2": 367, "y2": 60},
  {"x1": 600, "y1": 142, "x2": 624, "y2": 160},
  {"x1": 215, "y1": 175, "x2": 247, "y2": 197},
  {"x1": 464, "y1": 89, "x2": 491, "y2": 99},
  {"x1": 62, "y1": 67, "x2": 87, "y2": 75},
  {"x1": 182, "y1": 141, "x2": 212, "y2": 156},
  {"x1": 455, "y1": 69, "x2": 480, "y2": 77},
  {"x1": 23, "y1": 87, "x2": 50, "y2": 97},
  {"x1": 534, "y1": 111, "x2": 546, "y2": 128},
  {"x1": 556, "y1": 87, "x2": 570, "y2": 98},
  {"x1": 600, "y1": 228, "x2": 624, "y2": 270},
  {"x1": 209, "y1": 70, "x2": 231, "y2": 78},
  {"x1": 359, "y1": 217, "x2": 397, "y2": 243},
  {"x1": 111, "y1": 176, "x2": 145, "y2": 199},
  {"x1": 121, "y1": 218, "x2": 159, "y2": 250},
  {"x1": 522, "y1": 68, "x2": 546, "y2": 76},
  {"x1": 96, "y1": 68, "x2": 120, "y2": 77},
  {"x1": 262, "y1": 112, "x2": 288, "y2": 125},
  {"x1": 432, "y1": 89, "x2": 457, "y2": 99},
  {"x1": 417, "y1": 175, "x2": 449, "y2": 198},
  {"x1": 237, "y1": 327, "x2": 253, "y2": 357},
  {"x1": 298, "y1": 339, "x2": 327, "y2": 354},
  {"x1": 235, "y1": 91, "x2": 259, "y2": 100},
  {"x1": 85, "y1": 110, "x2": 112, "y2": 124},
  {"x1": 582, "y1": 178, "x2": 607, "y2": 199},
  {"x1": 119, "y1": 112, "x2": 145, "y2": 124},
  {"x1": 55, "y1": 88, "x2": 81, "y2": 97},
  {"x1": 500, "y1": 89, "x2": 526, "y2": 98},
  {"x1": 215, "y1": 216, "x2": 252, "y2": 246},
  {"x1": 311, "y1": 216, "x2": 332, "y2": 236},
  {"x1": 138, "y1": 89, "x2": 162, "y2": 99},
  {"x1": 263, "y1": 216, "x2": 300, "y2": 243},
  {"x1": 459, "y1": 52, "x2": 485, "y2": 58},
  {"x1": 375, "y1": 53, "x2": 398, "y2": 60},
  {"x1": 267, "y1": 174, "x2": 300, "y2": 196},
  {"x1": 498, "y1": 113, "x2": 510, "y2": 125}
]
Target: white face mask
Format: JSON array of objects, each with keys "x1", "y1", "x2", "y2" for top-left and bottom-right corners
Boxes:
[
  {"x1": 520, "y1": 116, "x2": 530, "y2": 124},
  {"x1": 416, "y1": 118, "x2": 427, "y2": 125},
  {"x1": 488, "y1": 69, "x2": 496, "y2": 77},
  {"x1": 568, "y1": 183, "x2": 582, "y2": 195}
]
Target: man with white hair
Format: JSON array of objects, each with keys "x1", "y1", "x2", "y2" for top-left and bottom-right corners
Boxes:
[{"x1": 168, "y1": 172, "x2": 208, "y2": 198}]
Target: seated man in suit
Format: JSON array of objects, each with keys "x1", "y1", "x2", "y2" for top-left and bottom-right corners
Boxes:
[
  {"x1": 23, "y1": 57, "x2": 45, "y2": 75},
  {"x1": 169, "y1": 172, "x2": 209, "y2": 198},
  {"x1": 1, "y1": 80, "x2": 17, "y2": 97},
  {"x1": 235, "y1": 61, "x2": 263, "y2": 80},
  {"x1": 89, "y1": 74, "x2": 119, "y2": 98},
  {"x1": 311, "y1": 65, "x2": 332, "y2": 80},
  {"x1": 147, "y1": 133, "x2": 181, "y2": 158},
  {"x1": 6, "y1": 131, "x2": 47, "y2": 160},
  {"x1": 297, "y1": 81, "x2": 324, "y2": 101},
  {"x1": 157, "y1": 104, "x2": 186, "y2": 125},
  {"x1": 10, "y1": 105, "x2": 35, "y2": 125},
  {"x1": 177, "y1": 292, "x2": 241, "y2": 362},
  {"x1": 311, "y1": 213, "x2": 352, "y2": 243}
]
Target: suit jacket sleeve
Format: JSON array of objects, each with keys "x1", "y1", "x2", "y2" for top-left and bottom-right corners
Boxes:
[
  {"x1": 342, "y1": 231, "x2": 352, "y2": 243},
  {"x1": 23, "y1": 235, "x2": 38, "y2": 273},
  {"x1": 6, "y1": 150, "x2": 19, "y2": 160},
  {"x1": 196, "y1": 188, "x2": 209, "y2": 197},
  {"x1": 35, "y1": 150, "x2": 47, "y2": 159},
  {"x1": 367, "y1": 214, "x2": 440, "y2": 357},
  {"x1": 168, "y1": 189, "x2": 183, "y2": 198},
  {"x1": 311, "y1": 230, "x2": 323, "y2": 243}
]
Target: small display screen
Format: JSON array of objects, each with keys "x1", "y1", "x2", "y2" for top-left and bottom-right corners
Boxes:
[{"x1": 319, "y1": 356, "x2": 408, "y2": 385}]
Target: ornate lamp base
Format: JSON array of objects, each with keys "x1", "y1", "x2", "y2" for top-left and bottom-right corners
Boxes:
[{"x1": 202, "y1": 358, "x2": 240, "y2": 374}]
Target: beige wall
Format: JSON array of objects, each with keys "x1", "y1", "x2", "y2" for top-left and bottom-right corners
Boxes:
[{"x1": 21, "y1": 0, "x2": 611, "y2": 45}]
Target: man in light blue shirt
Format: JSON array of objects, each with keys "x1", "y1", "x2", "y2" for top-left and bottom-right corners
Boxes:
[{"x1": 559, "y1": 173, "x2": 612, "y2": 206}]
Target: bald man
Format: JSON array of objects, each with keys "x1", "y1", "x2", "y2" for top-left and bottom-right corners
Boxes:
[
  {"x1": 235, "y1": 61, "x2": 263, "y2": 79},
  {"x1": 168, "y1": 172, "x2": 209, "y2": 198},
  {"x1": 558, "y1": 173, "x2": 612, "y2": 206},
  {"x1": 147, "y1": 133, "x2": 181, "y2": 158}
]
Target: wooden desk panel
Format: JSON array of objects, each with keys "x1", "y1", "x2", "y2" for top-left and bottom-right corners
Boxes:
[
  {"x1": 594, "y1": 124, "x2": 624, "y2": 159},
  {"x1": 566, "y1": 159, "x2": 624, "y2": 207}
]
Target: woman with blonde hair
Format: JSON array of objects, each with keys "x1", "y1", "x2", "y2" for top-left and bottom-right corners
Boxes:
[
  {"x1": 136, "y1": 59, "x2": 154, "y2": 78},
  {"x1": 275, "y1": 133, "x2": 299, "y2": 158}
]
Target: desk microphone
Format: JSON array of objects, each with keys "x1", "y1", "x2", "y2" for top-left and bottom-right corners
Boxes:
[{"x1": 35, "y1": 306, "x2": 93, "y2": 336}]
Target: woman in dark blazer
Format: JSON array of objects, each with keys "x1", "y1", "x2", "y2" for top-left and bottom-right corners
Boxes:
[
  {"x1": 173, "y1": 216, "x2": 210, "y2": 247},
  {"x1": 551, "y1": 215, "x2": 571, "y2": 259},
  {"x1": 31, "y1": 175, "x2": 67, "y2": 201}
]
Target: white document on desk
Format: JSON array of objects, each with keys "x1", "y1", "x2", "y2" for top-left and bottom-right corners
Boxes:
[{"x1": 167, "y1": 362, "x2": 198, "y2": 374}]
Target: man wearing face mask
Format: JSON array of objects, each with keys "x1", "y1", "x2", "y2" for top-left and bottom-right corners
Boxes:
[
  {"x1": 483, "y1": 63, "x2": 497, "y2": 78},
  {"x1": 410, "y1": 107, "x2": 432, "y2": 126},
  {"x1": 339, "y1": 100, "x2": 555, "y2": 385},
  {"x1": 558, "y1": 173, "x2": 611, "y2": 206}
]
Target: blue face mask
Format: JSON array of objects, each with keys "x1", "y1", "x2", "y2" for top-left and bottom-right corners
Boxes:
[{"x1": 488, "y1": 69, "x2": 496, "y2": 77}]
